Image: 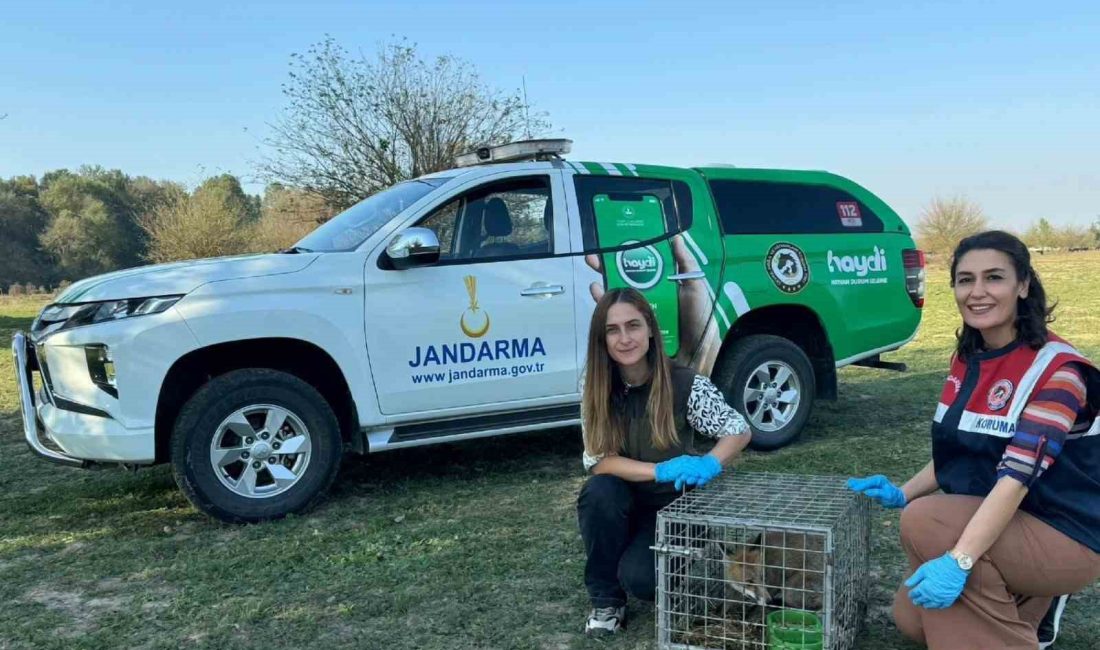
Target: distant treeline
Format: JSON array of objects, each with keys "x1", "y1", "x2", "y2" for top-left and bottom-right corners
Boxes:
[
  {"x1": 7, "y1": 170, "x2": 1097, "y2": 294},
  {"x1": 1, "y1": 167, "x2": 335, "y2": 294},
  {"x1": 913, "y1": 196, "x2": 1099, "y2": 255}
]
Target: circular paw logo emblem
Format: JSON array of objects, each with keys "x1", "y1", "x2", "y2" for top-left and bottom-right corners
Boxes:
[
  {"x1": 987, "y1": 379, "x2": 1014, "y2": 411},
  {"x1": 765, "y1": 243, "x2": 809, "y2": 294},
  {"x1": 616, "y1": 240, "x2": 663, "y2": 290}
]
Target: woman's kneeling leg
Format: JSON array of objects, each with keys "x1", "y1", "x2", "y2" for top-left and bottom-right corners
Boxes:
[{"x1": 577, "y1": 475, "x2": 635, "y2": 607}]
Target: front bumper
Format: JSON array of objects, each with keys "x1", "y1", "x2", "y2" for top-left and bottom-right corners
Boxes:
[
  {"x1": 11, "y1": 332, "x2": 154, "y2": 466},
  {"x1": 12, "y1": 331, "x2": 86, "y2": 466}
]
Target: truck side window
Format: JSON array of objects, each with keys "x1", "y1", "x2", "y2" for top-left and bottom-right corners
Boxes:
[
  {"x1": 573, "y1": 176, "x2": 692, "y2": 253},
  {"x1": 419, "y1": 199, "x2": 460, "y2": 257},
  {"x1": 415, "y1": 176, "x2": 553, "y2": 263},
  {"x1": 708, "y1": 180, "x2": 885, "y2": 234}
]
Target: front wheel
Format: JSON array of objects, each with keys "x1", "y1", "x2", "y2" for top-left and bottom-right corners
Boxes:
[
  {"x1": 170, "y1": 369, "x2": 343, "y2": 523},
  {"x1": 715, "y1": 335, "x2": 816, "y2": 451}
]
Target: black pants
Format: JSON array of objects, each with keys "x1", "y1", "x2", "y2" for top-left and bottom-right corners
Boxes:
[{"x1": 576, "y1": 474, "x2": 678, "y2": 608}]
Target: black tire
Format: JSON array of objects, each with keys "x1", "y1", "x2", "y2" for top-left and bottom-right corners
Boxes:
[
  {"x1": 170, "y1": 369, "x2": 343, "y2": 523},
  {"x1": 714, "y1": 334, "x2": 816, "y2": 451}
]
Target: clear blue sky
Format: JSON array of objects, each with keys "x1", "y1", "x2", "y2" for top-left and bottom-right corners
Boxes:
[{"x1": 2, "y1": 0, "x2": 1098, "y2": 230}]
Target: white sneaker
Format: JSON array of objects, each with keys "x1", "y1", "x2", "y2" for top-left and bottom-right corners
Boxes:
[
  {"x1": 585, "y1": 605, "x2": 626, "y2": 635},
  {"x1": 1037, "y1": 594, "x2": 1070, "y2": 649}
]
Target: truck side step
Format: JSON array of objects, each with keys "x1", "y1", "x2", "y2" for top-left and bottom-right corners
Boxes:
[
  {"x1": 389, "y1": 404, "x2": 581, "y2": 443},
  {"x1": 852, "y1": 354, "x2": 908, "y2": 372}
]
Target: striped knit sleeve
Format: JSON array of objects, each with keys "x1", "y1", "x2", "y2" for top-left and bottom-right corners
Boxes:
[{"x1": 997, "y1": 363, "x2": 1087, "y2": 486}]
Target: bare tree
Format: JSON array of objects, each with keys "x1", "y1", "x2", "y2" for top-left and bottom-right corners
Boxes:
[
  {"x1": 247, "y1": 184, "x2": 337, "y2": 253},
  {"x1": 258, "y1": 37, "x2": 549, "y2": 209},
  {"x1": 141, "y1": 180, "x2": 250, "y2": 263},
  {"x1": 915, "y1": 196, "x2": 990, "y2": 254},
  {"x1": 1056, "y1": 224, "x2": 1092, "y2": 249},
  {"x1": 1024, "y1": 218, "x2": 1058, "y2": 249}
]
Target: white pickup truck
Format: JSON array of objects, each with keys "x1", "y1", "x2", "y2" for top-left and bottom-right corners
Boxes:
[{"x1": 12, "y1": 140, "x2": 923, "y2": 522}]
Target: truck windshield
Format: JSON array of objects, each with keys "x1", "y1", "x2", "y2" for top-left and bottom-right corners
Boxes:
[{"x1": 293, "y1": 178, "x2": 452, "y2": 252}]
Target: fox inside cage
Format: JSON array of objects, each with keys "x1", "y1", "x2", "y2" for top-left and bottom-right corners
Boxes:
[{"x1": 653, "y1": 472, "x2": 870, "y2": 650}]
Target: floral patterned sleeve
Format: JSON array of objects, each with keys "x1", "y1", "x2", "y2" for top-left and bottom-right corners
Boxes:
[
  {"x1": 582, "y1": 446, "x2": 605, "y2": 472},
  {"x1": 687, "y1": 375, "x2": 750, "y2": 438},
  {"x1": 578, "y1": 376, "x2": 605, "y2": 471}
]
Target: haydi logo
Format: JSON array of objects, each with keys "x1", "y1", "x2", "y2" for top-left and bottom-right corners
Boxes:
[
  {"x1": 616, "y1": 241, "x2": 663, "y2": 290},
  {"x1": 827, "y1": 247, "x2": 888, "y2": 277},
  {"x1": 622, "y1": 255, "x2": 657, "y2": 271}
]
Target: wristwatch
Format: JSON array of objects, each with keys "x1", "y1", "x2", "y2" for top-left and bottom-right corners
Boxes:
[{"x1": 948, "y1": 549, "x2": 975, "y2": 571}]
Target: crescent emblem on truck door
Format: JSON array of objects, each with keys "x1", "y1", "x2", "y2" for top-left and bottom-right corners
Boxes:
[{"x1": 460, "y1": 275, "x2": 491, "y2": 338}]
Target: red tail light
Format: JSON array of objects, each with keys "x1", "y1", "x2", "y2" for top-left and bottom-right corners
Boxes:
[{"x1": 902, "y1": 248, "x2": 926, "y2": 308}]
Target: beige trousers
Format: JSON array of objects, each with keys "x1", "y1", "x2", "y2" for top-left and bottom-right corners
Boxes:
[{"x1": 892, "y1": 494, "x2": 1100, "y2": 650}]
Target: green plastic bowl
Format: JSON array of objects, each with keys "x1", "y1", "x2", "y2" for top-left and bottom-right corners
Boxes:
[{"x1": 767, "y1": 609, "x2": 823, "y2": 650}]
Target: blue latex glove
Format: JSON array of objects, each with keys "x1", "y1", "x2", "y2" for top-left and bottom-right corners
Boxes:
[
  {"x1": 674, "y1": 455, "x2": 723, "y2": 490},
  {"x1": 846, "y1": 474, "x2": 907, "y2": 508},
  {"x1": 906, "y1": 553, "x2": 970, "y2": 609},
  {"x1": 654, "y1": 455, "x2": 694, "y2": 484}
]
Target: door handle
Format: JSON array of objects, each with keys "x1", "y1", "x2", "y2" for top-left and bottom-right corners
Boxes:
[
  {"x1": 521, "y1": 284, "x2": 565, "y2": 297},
  {"x1": 666, "y1": 271, "x2": 706, "y2": 282}
]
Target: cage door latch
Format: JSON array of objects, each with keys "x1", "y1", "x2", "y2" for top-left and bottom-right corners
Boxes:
[{"x1": 649, "y1": 543, "x2": 699, "y2": 558}]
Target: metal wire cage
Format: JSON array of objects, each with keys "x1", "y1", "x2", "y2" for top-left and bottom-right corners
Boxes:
[{"x1": 654, "y1": 472, "x2": 870, "y2": 649}]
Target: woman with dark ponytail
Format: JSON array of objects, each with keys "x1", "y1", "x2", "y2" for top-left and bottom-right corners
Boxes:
[{"x1": 849, "y1": 231, "x2": 1100, "y2": 649}]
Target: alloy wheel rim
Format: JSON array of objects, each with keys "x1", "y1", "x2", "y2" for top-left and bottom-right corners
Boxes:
[
  {"x1": 742, "y1": 361, "x2": 801, "y2": 432},
  {"x1": 209, "y1": 404, "x2": 312, "y2": 499}
]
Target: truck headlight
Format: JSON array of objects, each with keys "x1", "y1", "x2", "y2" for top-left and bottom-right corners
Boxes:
[{"x1": 34, "y1": 296, "x2": 183, "y2": 337}]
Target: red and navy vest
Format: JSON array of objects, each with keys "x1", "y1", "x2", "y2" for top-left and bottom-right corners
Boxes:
[{"x1": 932, "y1": 334, "x2": 1100, "y2": 552}]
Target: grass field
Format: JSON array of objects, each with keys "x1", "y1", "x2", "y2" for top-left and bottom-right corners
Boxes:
[{"x1": 2, "y1": 253, "x2": 1098, "y2": 650}]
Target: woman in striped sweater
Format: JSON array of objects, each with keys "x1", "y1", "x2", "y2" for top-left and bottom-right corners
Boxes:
[{"x1": 849, "y1": 231, "x2": 1100, "y2": 649}]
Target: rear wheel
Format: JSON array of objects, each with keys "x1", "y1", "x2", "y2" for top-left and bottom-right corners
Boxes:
[
  {"x1": 715, "y1": 335, "x2": 816, "y2": 450},
  {"x1": 170, "y1": 369, "x2": 343, "y2": 523}
]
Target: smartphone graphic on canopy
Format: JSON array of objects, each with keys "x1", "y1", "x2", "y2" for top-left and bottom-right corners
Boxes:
[{"x1": 593, "y1": 193, "x2": 679, "y2": 357}]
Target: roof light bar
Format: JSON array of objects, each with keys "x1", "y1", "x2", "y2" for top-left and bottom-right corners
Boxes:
[{"x1": 455, "y1": 139, "x2": 573, "y2": 168}]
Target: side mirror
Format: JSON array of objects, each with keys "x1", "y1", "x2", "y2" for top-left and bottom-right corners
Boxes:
[{"x1": 386, "y1": 227, "x2": 441, "y2": 269}]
